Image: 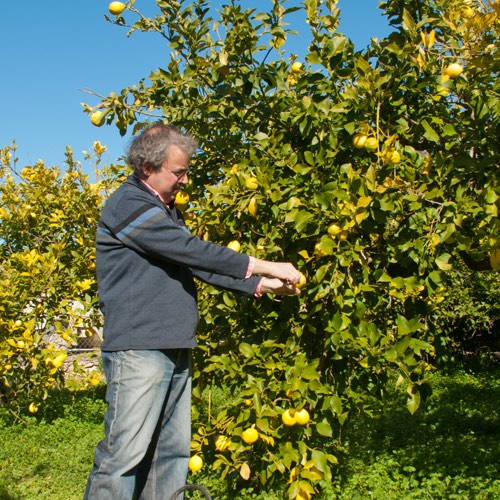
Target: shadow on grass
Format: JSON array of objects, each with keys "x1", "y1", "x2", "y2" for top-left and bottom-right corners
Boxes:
[
  {"x1": 0, "y1": 485, "x2": 21, "y2": 500},
  {"x1": 342, "y1": 368, "x2": 500, "y2": 481}
]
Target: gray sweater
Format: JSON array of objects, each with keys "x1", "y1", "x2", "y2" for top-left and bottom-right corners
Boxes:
[{"x1": 96, "y1": 175, "x2": 260, "y2": 351}]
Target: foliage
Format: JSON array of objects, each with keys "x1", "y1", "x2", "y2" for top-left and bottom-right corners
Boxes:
[
  {"x1": 0, "y1": 0, "x2": 497, "y2": 497},
  {"x1": 0, "y1": 367, "x2": 498, "y2": 499},
  {"x1": 0, "y1": 143, "x2": 125, "y2": 416},
  {"x1": 81, "y1": 0, "x2": 499, "y2": 496}
]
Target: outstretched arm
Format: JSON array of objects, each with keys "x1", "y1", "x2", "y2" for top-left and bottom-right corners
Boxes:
[{"x1": 251, "y1": 259, "x2": 301, "y2": 285}]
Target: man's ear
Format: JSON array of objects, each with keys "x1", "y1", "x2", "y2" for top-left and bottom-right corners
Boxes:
[{"x1": 140, "y1": 163, "x2": 152, "y2": 178}]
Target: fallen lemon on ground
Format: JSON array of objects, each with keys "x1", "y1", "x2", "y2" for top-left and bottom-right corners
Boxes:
[{"x1": 188, "y1": 455, "x2": 203, "y2": 472}]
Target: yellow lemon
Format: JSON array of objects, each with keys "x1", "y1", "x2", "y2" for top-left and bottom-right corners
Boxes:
[
  {"x1": 364, "y1": 137, "x2": 378, "y2": 151},
  {"x1": 281, "y1": 409, "x2": 297, "y2": 426},
  {"x1": 90, "y1": 111, "x2": 105, "y2": 127},
  {"x1": 188, "y1": 455, "x2": 203, "y2": 472},
  {"x1": 248, "y1": 196, "x2": 258, "y2": 217},
  {"x1": 291, "y1": 61, "x2": 303, "y2": 73},
  {"x1": 51, "y1": 353, "x2": 67, "y2": 369},
  {"x1": 109, "y1": 2, "x2": 126, "y2": 16},
  {"x1": 443, "y1": 63, "x2": 463, "y2": 78},
  {"x1": 295, "y1": 408, "x2": 310, "y2": 425},
  {"x1": 242, "y1": 427, "x2": 259, "y2": 444},
  {"x1": 227, "y1": 240, "x2": 241, "y2": 252},
  {"x1": 386, "y1": 150, "x2": 401, "y2": 165},
  {"x1": 215, "y1": 435, "x2": 230, "y2": 452},
  {"x1": 296, "y1": 272, "x2": 307, "y2": 289},
  {"x1": 245, "y1": 177, "x2": 259, "y2": 190},
  {"x1": 327, "y1": 223, "x2": 342, "y2": 236},
  {"x1": 314, "y1": 242, "x2": 327, "y2": 258},
  {"x1": 175, "y1": 191, "x2": 190, "y2": 206},
  {"x1": 28, "y1": 402, "x2": 38, "y2": 414},
  {"x1": 352, "y1": 133, "x2": 367, "y2": 149}
]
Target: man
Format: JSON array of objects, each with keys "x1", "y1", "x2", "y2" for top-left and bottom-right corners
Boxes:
[{"x1": 84, "y1": 123, "x2": 301, "y2": 499}]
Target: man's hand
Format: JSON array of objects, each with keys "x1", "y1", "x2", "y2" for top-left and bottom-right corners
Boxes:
[
  {"x1": 252, "y1": 259, "x2": 301, "y2": 285},
  {"x1": 259, "y1": 278, "x2": 301, "y2": 296}
]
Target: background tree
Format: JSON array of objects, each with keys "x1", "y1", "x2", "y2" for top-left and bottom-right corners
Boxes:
[{"x1": 0, "y1": 143, "x2": 126, "y2": 416}]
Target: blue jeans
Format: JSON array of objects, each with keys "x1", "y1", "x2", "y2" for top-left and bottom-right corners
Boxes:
[{"x1": 84, "y1": 349, "x2": 192, "y2": 500}]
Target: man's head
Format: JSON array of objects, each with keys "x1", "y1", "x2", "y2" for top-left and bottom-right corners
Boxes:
[{"x1": 127, "y1": 123, "x2": 198, "y2": 203}]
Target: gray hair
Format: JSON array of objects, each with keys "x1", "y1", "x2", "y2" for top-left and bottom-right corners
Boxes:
[{"x1": 126, "y1": 123, "x2": 198, "y2": 175}]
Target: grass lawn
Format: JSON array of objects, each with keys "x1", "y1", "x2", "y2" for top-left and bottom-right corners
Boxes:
[{"x1": 0, "y1": 365, "x2": 498, "y2": 499}]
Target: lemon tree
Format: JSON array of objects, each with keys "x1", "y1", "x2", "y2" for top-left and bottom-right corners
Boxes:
[
  {"x1": 0, "y1": 142, "x2": 125, "y2": 415},
  {"x1": 81, "y1": 0, "x2": 497, "y2": 497}
]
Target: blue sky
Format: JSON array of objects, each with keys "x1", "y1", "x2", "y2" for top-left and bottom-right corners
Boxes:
[{"x1": 0, "y1": 1, "x2": 390, "y2": 176}]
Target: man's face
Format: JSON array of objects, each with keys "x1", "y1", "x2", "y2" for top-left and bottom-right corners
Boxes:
[{"x1": 144, "y1": 145, "x2": 190, "y2": 203}]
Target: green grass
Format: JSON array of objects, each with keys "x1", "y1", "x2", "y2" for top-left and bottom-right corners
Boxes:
[{"x1": 0, "y1": 367, "x2": 498, "y2": 499}]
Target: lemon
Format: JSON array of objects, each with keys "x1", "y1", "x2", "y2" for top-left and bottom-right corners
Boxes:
[
  {"x1": 109, "y1": 2, "x2": 126, "y2": 16},
  {"x1": 281, "y1": 409, "x2": 297, "y2": 426},
  {"x1": 245, "y1": 177, "x2": 259, "y2": 190},
  {"x1": 215, "y1": 435, "x2": 230, "y2": 452},
  {"x1": 364, "y1": 137, "x2": 378, "y2": 151},
  {"x1": 188, "y1": 454, "x2": 203, "y2": 472},
  {"x1": 291, "y1": 61, "x2": 303, "y2": 73},
  {"x1": 51, "y1": 353, "x2": 67, "y2": 369},
  {"x1": 175, "y1": 191, "x2": 190, "y2": 206},
  {"x1": 227, "y1": 240, "x2": 241, "y2": 252},
  {"x1": 296, "y1": 272, "x2": 307, "y2": 289},
  {"x1": 90, "y1": 111, "x2": 105, "y2": 127},
  {"x1": 352, "y1": 133, "x2": 367, "y2": 149},
  {"x1": 248, "y1": 196, "x2": 258, "y2": 217},
  {"x1": 443, "y1": 63, "x2": 463, "y2": 78},
  {"x1": 386, "y1": 150, "x2": 401, "y2": 165},
  {"x1": 242, "y1": 427, "x2": 259, "y2": 444},
  {"x1": 295, "y1": 408, "x2": 310, "y2": 425},
  {"x1": 327, "y1": 223, "x2": 342, "y2": 236},
  {"x1": 28, "y1": 402, "x2": 38, "y2": 414}
]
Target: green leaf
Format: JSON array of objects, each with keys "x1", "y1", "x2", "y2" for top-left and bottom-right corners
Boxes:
[
  {"x1": 316, "y1": 420, "x2": 333, "y2": 437},
  {"x1": 396, "y1": 315, "x2": 422, "y2": 336},
  {"x1": 421, "y1": 120, "x2": 440, "y2": 142},
  {"x1": 435, "y1": 253, "x2": 453, "y2": 271},
  {"x1": 407, "y1": 389, "x2": 421, "y2": 415},
  {"x1": 239, "y1": 342, "x2": 255, "y2": 358}
]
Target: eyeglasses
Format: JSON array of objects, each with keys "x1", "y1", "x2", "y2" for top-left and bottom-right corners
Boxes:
[{"x1": 163, "y1": 165, "x2": 190, "y2": 180}]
